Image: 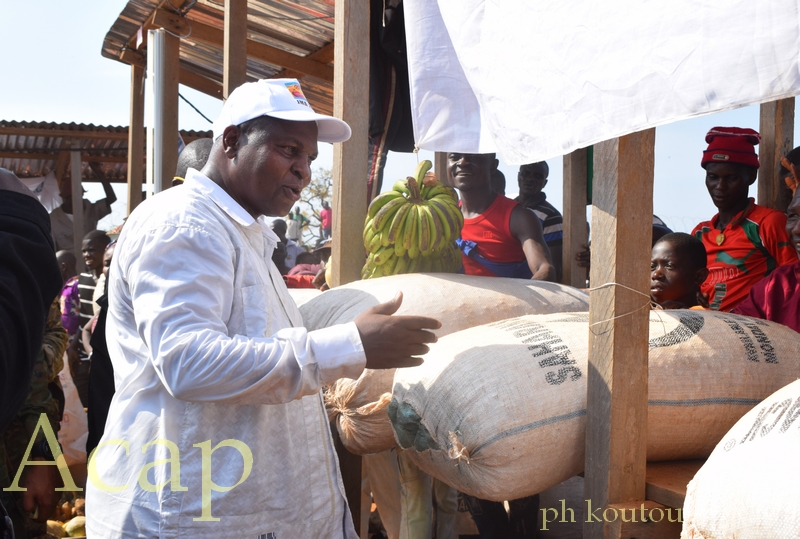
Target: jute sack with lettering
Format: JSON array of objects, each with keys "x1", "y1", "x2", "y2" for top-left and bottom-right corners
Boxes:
[
  {"x1": 681, "y1": 378, "x2": 800, "y2": 539},
  {"x1": 299, "y1": 273, "x2": 589, "y2": 455},
  {"x1": 390, "y1": 311, "x2": 800, "y2": 501}
]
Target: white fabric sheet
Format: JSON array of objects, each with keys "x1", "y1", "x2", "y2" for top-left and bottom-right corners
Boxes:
[
  {"x1": 405, "y1": 0, "x2": 800, "y2": 164},
  {"x1": 20, "y1": 171, "x2": 62, "y2": 212}
]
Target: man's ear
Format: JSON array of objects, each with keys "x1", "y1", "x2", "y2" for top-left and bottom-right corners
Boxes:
[
  {"x1": 695, "y1": 267, "x2": 709, "y2": 286},
  {"x1": 542, "y1": 178, "x2": 548, "y2": 189},
  {"x1": 748, "y1": 168, "x2": 758, "y2": 186},
  {"x1": 221, "y1": 125, "x2": 242, "y2": 159}
]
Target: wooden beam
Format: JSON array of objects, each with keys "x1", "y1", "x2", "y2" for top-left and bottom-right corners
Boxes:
[
  {"x1": 0, "y1": 151, "x2": 128, "y2": 164},
  {"x1": 145, "y1": 29, "x2": 181, "y2": 194},
  {"x1": 180, "y1": 69, "x2": 224, "y2": 100},
  {"x1": 0, "y1": 127, "x2": 128, "y2": 141},
  {"x1": 223, "y1": 0, "x2": 248, "y2": 97},
  {"x1": 603, "y1": 501, "x2": 683, "y2": 539},
  {"x1": 562, "y1": 149, "x2": 589, "y2": 287},
  {"x1": 53, "y1": 139, "x2": 72, "y2": 195},
  {"x1": 151, "y1": 8, "x2": 334, "y2": 82},
  {"x1": 162, "y1": 32, "x2": 181, "y2": 192},
  {"x1": 128, "y1": 64, "x2": 145, "y2": 214},
  {"x1": 120, "y1": 48, "x2": 146, "y2": 69},
  {"x1": 276, "y1": 42, "x2": 335, "y2": 80},
  {"x1": 435, "y1": 152, "x2": 449, "y2": 187},
  {"x1": 310, "y1": 41, "x2": 335, "y2": 64},
  {"x1": 331, "y1": 0, "x2": 369, "y2": 534},
  {"x1": 759, "y1": 99, "x2": 795, "y2": 212},
  {"x1": 645, "y1": 459, "x2": 704, "y2": 510},
  {"x1": 331, "y1": 0, "x2": 369, "y2": 288},
  {"x1": 585, "y1": 128, "x2": 655, "y2": 539},
  {"x1": 118, "y1": 46, "x2": 224, "y2": 100},
  {"x1": 70, "y1": 143, "x2": 85, "y2": 270}
]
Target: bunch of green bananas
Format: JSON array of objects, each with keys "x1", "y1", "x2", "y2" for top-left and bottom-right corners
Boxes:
[{"x1": 362, "y1": 160, "x2": 464, "y2": 278}]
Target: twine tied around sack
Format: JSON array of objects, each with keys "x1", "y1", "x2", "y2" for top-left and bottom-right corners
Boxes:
[
  {"x1": 323, "y1": 382, "x2": 353, "y2": 423},
  {"x1": 587, "y1": 282, "x2": 658, "y2": 336},
  {"x1": 323, "y1": 382, "x2": 393, "y2": 439},
  {"x1": 447, "y1": 431, "x2": 470, "y2": 464}
]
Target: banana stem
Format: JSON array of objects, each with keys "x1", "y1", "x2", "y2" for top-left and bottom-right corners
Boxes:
[{"x1": 407, "y1": 176, "x2": 423, "y2": 203}]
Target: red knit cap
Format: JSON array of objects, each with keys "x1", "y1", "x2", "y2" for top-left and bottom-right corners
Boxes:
[{"x1": 701, "y1": 127, "x2": 760, "y2": 169}]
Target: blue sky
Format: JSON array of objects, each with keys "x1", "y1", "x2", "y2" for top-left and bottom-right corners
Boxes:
[{"x1": 2, "y1": 1, "x2": 795, "y2": 233}]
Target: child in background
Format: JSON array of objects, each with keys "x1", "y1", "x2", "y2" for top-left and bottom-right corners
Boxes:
[{"x1": 650, "y1": 232, "x2": 709, "y2": 309}]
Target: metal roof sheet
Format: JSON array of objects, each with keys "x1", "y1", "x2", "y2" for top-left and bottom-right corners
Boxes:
[
  {"x1": 101, "y1": 0, "x2": 335, "y2": 115},
  {"x1": 0, "y1": 120, "x2": 210, "y2": 181}
]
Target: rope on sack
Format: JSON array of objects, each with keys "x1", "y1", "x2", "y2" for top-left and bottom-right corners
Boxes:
[
  {"x1": 323, "y1": 380, "x2": 356, "y2": 423},
  {"x1": 586, "y1": 282, "x2": 658, "y2": 336}
]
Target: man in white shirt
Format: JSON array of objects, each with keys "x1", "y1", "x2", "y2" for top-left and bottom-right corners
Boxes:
[
  {"x1": 271, "y1": 218, "x2": 306, "y2": 270},
  {"x1": 86, "y1": 78, "x2": 440, "y2": 539}
]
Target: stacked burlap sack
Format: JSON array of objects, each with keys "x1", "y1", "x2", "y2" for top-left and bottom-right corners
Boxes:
[
  {"x1": 390, "y1": 311, "x2": 800, "y2": 501},
  {"x1": 682, "y1": 378, "x2": 800, "y2": 538},
  {"x1": 299, "y1": 273, "x2": 589, "y2": 455}
]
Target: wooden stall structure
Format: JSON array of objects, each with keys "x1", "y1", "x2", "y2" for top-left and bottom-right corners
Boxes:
[
  {"x1": 100, "y1": 2, "x2": 797, "y2": 538},
  {"x1": 0, "y1": 120, "x2": 208, "y2": 266},
  {"x1": 555, "y1": 98, "x2": 794, "y2": 538},
  {"x1": 102, "y1": 0, "x2": 368, "y2": 281},
  {"x1": 102, "y1": 0, "x2": 370, "y2": 533}
]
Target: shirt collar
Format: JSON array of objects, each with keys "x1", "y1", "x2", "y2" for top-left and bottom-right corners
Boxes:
[
  {"x1": 710, "y1": 197, "x2": 756, "y2": 230},
  {"x1": 183, "y1": 168, "x2": 281, "y2": 246},
  {"x1": 184, "y1": 168, "x2": 256, "y2": 227}
]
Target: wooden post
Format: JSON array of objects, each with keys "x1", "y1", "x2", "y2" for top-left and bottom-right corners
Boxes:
[
  {"x1": 223, "y1": 0, "x2": 248, "y2": 98},
  {"x1": 331, "y1": 0, "x2": 369, "y2": 288},
  {"x1": 162, "y1": 32, "x2": 180, "y2": 191},
  {"x1": 70, "y1": 143, "x2": 85, "y2": 272},
  {"x1": 54, "y1": 139, "x2": 72, "y2": 196},
  {"x1": 331, "y1": 1, "x2": 369, "y2": 535},
  {"x1": 145, "y1": 29, "x2": 180, "y2": 194},
  {"x1": 758, "y1": 99, "x2": 795, "y2": 212},
  {"x1": 435, "y1": 152, "x2": 449, "y2": 186},
  {"x1": 584, "y1": 129, "x2": 655, "y2": 539},
  {"x1": 562, "y1": 149, "x2": 589, "y2": 287},
  {"x1": 127, "y1": 64, "x2": 145, "y2": 214}
]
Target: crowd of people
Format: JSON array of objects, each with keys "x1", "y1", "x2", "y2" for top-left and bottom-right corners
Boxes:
[{"x1": 2, "y1": 75, "x2": 800, "y2": 539}]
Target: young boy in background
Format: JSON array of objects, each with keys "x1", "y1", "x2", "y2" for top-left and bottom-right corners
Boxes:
[{"x1": 650, "y1": 232, "x2": 709, "y2": 309}]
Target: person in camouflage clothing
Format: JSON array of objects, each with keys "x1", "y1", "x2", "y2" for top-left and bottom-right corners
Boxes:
[{"x1": 1, "y1": 299, "x2": 67, "y2": 539}]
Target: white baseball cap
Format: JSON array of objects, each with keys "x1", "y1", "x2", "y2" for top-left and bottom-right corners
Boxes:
[{"x1": 212, "y1": 78, "x2": 351, "y2": 143}]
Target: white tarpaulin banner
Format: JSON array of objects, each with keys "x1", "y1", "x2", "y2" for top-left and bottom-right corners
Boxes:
[{"x1": 404, "y1": 0, "x2": 800, "y2": 165}]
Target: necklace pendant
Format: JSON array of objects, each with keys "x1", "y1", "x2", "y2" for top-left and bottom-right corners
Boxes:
[{"x1": 716, "y1": 233, "x2": 725, "y2": 246}]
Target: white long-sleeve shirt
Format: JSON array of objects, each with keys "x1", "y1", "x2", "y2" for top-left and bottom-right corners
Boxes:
[{"x1": 86, "y1": 169, "x2": 365, "y2": 539}]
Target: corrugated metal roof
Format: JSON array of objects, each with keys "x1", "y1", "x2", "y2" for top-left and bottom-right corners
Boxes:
[
  {"x1": 0, "y1": 120, "x2": 210, "y2": 181},
  {"x1": 101, "y1": 0, "x2": 336, "y2": 115}
]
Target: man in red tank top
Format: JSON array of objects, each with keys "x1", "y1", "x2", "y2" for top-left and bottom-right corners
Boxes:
[{"x1": 449, "y1": 152, "x2": 555, "y2": 281}]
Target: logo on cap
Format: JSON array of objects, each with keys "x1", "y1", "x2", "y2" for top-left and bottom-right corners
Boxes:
[
  {"x1": 712, "y1": 153, "x2": 730, "y2": 161},
  {"x1": 285, "y1": 82, "x2": 309, "y2": 107}
]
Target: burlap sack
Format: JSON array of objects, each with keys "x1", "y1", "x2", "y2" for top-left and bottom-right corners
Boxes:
[
  {"x1": 681, "y1": 378, "x2": 800, "y2": 538},
  {"x1": 287, "y1": 287, "x2": 321, "y2": 307},
  {"x1": 390, "y1": 311, "x2": 800, "y2": 501},
  {"x1": 300, "y1": 273, "x2": 589, "y2": 455}
]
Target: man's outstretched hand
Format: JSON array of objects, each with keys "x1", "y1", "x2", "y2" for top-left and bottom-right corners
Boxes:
[{"x1": 354, "y1": 292, "x2": 441, "y2": 370}]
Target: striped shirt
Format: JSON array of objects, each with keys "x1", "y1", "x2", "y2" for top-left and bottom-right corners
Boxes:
[
  {"x1": 78, "y1": 272, "x2": 98, "y2": 328},
  {"x1": 517, "y1": 193, "x2": 563, "y2": 247}
]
